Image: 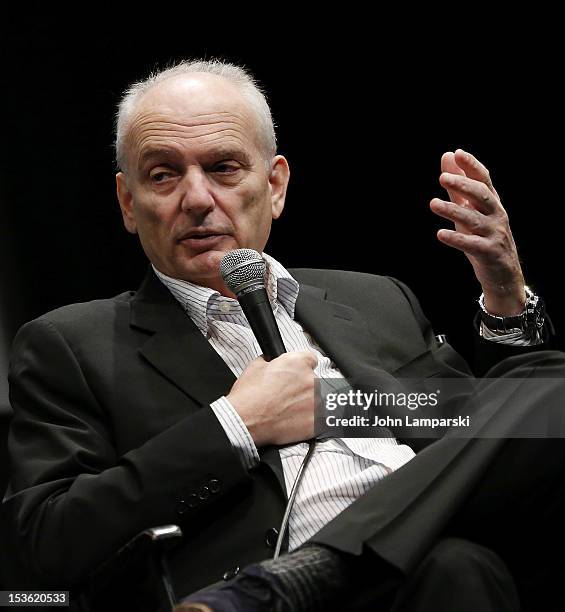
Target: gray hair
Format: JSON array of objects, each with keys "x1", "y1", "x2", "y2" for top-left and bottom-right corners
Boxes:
[{"x1": 114, "y1": 59, "x2": 277, "y2": 172}]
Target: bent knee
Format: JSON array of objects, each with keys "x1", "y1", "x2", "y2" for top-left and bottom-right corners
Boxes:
[{"x1": 423, "y1": 537, "x2": 507, "y2": 576}]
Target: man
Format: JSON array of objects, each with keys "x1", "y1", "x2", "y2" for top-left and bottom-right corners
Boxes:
[{"x1": 5, "y1": 60, "x2": 563, "y2": 611}]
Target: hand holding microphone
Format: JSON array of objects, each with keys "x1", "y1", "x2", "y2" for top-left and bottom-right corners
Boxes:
[{"x1": 226, "y1": 351, "x2": 317, "y2": 446}]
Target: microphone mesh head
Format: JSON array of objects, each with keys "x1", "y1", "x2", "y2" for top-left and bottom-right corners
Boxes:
[{"x1": 220, "y1": 249, "x2": 266, "y2": 294}]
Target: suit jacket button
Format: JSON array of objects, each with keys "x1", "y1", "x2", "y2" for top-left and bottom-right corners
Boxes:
[
  {"x1": 222, "y1": 566, "x2": 240, "y2": 581},
  {"x1": 198, "y1": 485, "x2": 210, "y2": 500},
  {"x1": 209, "y1": 479, "x2": 221, "y2": 493},
  {"x1": 176, "y1": 500, "x2": 189, "y2": 515},
  {"x1": 187, "y1": 493, "x2": 199, "y2": 508},
  {"x1": 265, "y1": 527, "x2": 279, "y2": 548}
]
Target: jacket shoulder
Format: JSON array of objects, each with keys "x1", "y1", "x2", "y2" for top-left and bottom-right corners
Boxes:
[
  {"x1": 13, "y1": 291, "x2": 136, "y2": 348},
  {"x1": 289, "y1": 267, "x2": 429, "y2": 335},
  {"x1": 289, "y1": 268, "x2": 411, "y2": 302},
  {"x1": 289, "y1": 267, "x2": 397, "y2": 290}
]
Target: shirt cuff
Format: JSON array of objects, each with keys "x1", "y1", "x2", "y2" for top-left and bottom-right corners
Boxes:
[
  {"x1": 479, "y1": 320, "x2": 543, "y2": 346},
  {"x1": 211, "y1": 396, "x2": 260, "y2": 470}
]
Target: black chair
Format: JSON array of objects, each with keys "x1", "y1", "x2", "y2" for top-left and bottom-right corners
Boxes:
[{"x1": 79, "y1": 524, "x2": 183, "y2": 611}]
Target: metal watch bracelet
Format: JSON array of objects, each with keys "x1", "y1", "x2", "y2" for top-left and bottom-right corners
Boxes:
[{"x1": 478, "y1": 286, "x2": 545, "y2": 334}]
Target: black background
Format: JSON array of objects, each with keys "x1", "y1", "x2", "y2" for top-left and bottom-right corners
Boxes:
[{"x1": 1, "y1": 24, "x2": 563, "y2": 379}]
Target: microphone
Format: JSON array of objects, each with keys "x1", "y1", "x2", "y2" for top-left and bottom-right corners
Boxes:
[{"x1": 220, "y1": 249, "x2": 286, "y2": 361}]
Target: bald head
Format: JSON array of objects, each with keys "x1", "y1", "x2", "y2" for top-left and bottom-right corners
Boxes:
[{"x1": 115, "y1": 60, "x2": 277, "y2": 172}]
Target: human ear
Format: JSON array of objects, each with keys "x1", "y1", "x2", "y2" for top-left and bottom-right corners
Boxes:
[
  {"x1": 116, "y1": 172, "x2": 138, "y2": 234},
  {"x1": 269, "y1": 156, "x2": 290, "y2": 220}
]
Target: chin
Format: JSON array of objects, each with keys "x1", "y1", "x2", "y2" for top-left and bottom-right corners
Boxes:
[
  {"x1": 175, "y1": 251, "x2": 226, "y2": 283},
  {"x1": 199, "y1": 248, "x2": 229, "y2": 268}
]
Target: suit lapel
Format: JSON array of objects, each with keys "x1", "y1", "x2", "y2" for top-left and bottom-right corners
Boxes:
[
  {"x1": 130, "y1": 270, "x2": 236, "y2": 408},
  {"x1": 294, "y1": 283, "x2": 386, "y2": 384}
]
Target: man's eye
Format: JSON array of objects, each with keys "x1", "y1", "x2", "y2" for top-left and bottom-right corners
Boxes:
[
  {"x1": 213, "y1": 163, "x2": 239, "y2": 174},
  {"x1": 150, "y1": 171, "x2": 173, "y2": 182}
]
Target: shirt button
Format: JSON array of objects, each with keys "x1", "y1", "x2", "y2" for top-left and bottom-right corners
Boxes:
[
  {"x1": 187, "y1": 493, "x2": 199, "y2": 508},
  {"x1": 222, "y1": 566, "x2": 240, "y2": 581},
  {"x1": 198, "y1": 485, "x2": 210, "y2": 500},
  {"x1": 265, "y1": 527, "x2": 279, "y2": 548},
  {"x1": 209, "y1": 479, "x2": 221, "y2": 493},
  {"x1": 219, "y1": 302, "x2": 231, "y2": 313},
  {"x1": 176, "y1": 501, "x2": 189, "y2": 515}
]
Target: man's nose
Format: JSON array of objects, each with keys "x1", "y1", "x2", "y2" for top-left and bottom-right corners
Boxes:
[{"x1": 179, "y1": 168, "x2": 215, "y2": 214}]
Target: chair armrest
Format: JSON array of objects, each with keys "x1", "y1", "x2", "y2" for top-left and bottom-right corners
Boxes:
[{"x1": 80, "y1": 525, "x2": 183, "y2": 612}]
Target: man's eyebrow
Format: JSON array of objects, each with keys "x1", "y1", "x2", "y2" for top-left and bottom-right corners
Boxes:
[
  {"x1": 138, "y1": 147, "x2": 180, "y2": 166},
  {"x1": 205, "y1": 147, "x2": 252, "y2": 165}
]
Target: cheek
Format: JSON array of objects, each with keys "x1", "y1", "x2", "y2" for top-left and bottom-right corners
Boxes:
[
  {"x1": 133, "y1": 200, "x2": 175, "y2": 244},
  {"x1": 235, "y1": 188, "x2": 274, "y2": 247},
  {"x1": 239, "y1": 179, "x2": 271, "y2": 217}
]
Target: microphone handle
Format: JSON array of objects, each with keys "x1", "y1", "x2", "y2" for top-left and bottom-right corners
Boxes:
[{"x1": 238, "y1": 287, "x2": 286, "y2": 361}]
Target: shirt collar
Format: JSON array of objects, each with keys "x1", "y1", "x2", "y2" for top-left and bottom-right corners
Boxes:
[{"x1": 152, "y1": 252, "x2": 299, "y2": 336}]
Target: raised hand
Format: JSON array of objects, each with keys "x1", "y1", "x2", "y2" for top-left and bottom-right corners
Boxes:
[{"x1": 430, "y1": 149, "x2": 526, "y2": 315}]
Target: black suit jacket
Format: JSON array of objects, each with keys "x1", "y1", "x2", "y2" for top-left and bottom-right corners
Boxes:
[{"x1": 3, "y1": 267, "x2": 543, "y2": 602}]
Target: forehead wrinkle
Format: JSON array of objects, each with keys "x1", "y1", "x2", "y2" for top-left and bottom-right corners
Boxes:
[
  {"x1": 133, "y1": 120, "x2": 248, "y2": 144},
  {"x1": 136, "y1": 123, "x2": 248, "y2": 141},
  {"x1": 133, "y1": 115, "x2": 249, "y2": 132},
  {"x1": 136, "y1": 128, "x2": 248, "y2": 154},
  {"x1": 130, "y1": 108, "x2": 252, "y2": 134},
  {"x1": 134, "y1": 108, "x2": 242, "y2": 121},
  {"x1": 196, "y1": 131, "x2": 248, "y2": 148},
  {"x1": 131, "y1": 117, "x2": 250, "y2": 153}
]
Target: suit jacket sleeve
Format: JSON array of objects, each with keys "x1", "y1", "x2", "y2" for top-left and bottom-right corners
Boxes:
[
  {"x1": 386, "y1": 276, "x2": 556, "y2": 376},
  {"x1": 6, "y1": 316, "x2": 252, "y2": 586}
]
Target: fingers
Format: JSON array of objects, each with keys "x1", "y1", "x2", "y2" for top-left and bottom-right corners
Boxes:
[
  {"x1": 453, "y1": 149, "x2": 497, "y2": 195},
  {"x1": 272, "y1": 350, "x2": 318, "y2": 370},
  {"x1": 436, "y1": 229, "x2": 495, "y2": 257},
  {"x1": 437, "y1": 226, "x2": 516, "y2": 264},
  {"x1": 438, "y1": 149, "x2": 502, "y2": 216},
  {"x1": 430, "y1": 198, "x2": 493, "y2": 236},
  {"x1": 439, "y1": 172, "x2": 499, "y2": 215},
  {"x1": 296, "y1": 350, "x2": 318, "y2": 370},
  {"x1": 441, "y1": 152, "x2": 468, "y2": 206}
]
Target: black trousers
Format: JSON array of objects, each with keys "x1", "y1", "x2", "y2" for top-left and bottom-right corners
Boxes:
[
  {"x1": 389, "y1": 537, "x2": 520, "y2": 611},
  {"x1": 311, "y1": 350, "x2": 565, "y2": 611}
]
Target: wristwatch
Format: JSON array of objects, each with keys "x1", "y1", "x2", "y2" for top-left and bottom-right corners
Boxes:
[{"x1": 478, "y1": 286, "x2": 545, "y2": 334}]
